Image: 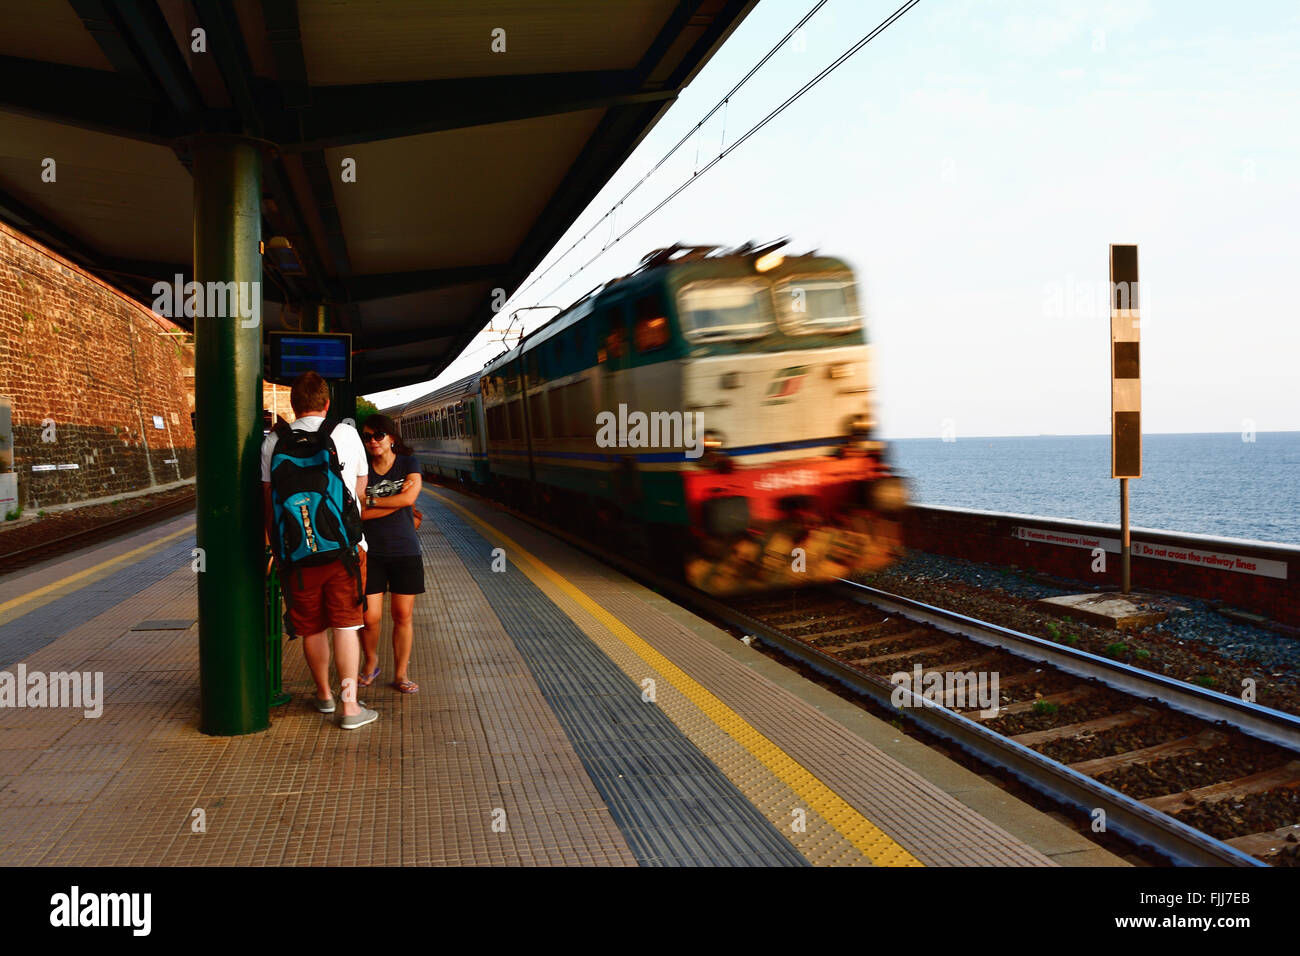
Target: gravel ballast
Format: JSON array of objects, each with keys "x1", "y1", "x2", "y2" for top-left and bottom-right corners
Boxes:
[{"x1": 858, "y1": 550, "x2": 1300, "y2": 716}]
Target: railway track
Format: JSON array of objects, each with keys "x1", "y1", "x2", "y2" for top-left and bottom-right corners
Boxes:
[
  {"x1": 0, "y1": 492, "x2": 196, "y2": 573},
  {"x1": 443, "y1": 480, "x2": 1300, "y2": 867},
  {"x1": 723, "y1": 582, "x2": 1300, "y2": 868}
]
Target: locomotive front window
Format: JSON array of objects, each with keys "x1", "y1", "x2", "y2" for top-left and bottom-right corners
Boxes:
[
  {"x1": 774, "y1": 276, "x2": 862, "y2": 334},
  {"x1": 677, "y1": 281, "x2": 774, "y2": 341}
]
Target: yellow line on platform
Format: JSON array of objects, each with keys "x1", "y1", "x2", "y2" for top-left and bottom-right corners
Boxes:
[
  {"x1": 0, "y1": 523, "x2": 195, "y2": 618},
  {"x1": 427, "y1": 487, "x2": 923, "y2": 867}
]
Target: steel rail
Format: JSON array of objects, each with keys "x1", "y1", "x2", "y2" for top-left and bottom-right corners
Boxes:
[
  {"x1": 0, "y1": 493, "x2": 196, "y2": 571},
  {"x1": 699, "y1": 591, "x2": 1265, "y2": 868},
  {"x1": 834, "y1": 580, "x2": 1300, "y2": 752}
]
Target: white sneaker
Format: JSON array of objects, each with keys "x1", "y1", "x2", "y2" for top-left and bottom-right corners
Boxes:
[{"x1": 340, "y1": 707, "x2": 378, "y2": 730}]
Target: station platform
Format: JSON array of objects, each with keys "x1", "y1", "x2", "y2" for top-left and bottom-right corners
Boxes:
[{"x1": 0, "y1": 485, "x2": 1124, "y2": 867}]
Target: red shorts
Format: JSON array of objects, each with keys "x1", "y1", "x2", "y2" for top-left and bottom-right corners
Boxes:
[{"x1": 283, "y1": 549, "x2": 367, "y2": 637}]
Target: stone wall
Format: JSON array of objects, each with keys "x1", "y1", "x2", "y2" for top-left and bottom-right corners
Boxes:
[{"x1": 0, "y1": 222, "x2": 196, "y2": 508}]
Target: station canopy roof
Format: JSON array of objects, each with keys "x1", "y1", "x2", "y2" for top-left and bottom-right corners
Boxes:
[{"x1": 0, "y1": 0, "x2": 755, "y2": 393}]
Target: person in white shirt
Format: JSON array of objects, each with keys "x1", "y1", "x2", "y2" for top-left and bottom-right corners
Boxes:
[{"x1": 260, "y1": 371, "x2": 377, "y2": 730}]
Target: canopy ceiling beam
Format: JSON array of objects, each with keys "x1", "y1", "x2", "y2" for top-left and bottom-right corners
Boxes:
[
  {"x1": 417, "y1": 0, "x2": 756, "y2": 391},
  {"x1": 278, "y1": 71, "x2": 678, "y2": 151},
  {"x1": 347, "y1": 266, "x2": 506, "y2": 302},
  {"x1": 353, "y1": 325, "x2": 464, "y2": 352}
]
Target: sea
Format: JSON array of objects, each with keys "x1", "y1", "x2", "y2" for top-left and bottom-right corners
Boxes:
[{"x1": 888, "y1": 432, "x2": 1300, "y2": 546}]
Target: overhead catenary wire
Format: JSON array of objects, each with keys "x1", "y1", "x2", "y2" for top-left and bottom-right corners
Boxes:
[
  {"x1": 461, "y1": 300, "x2": 555, "y2": 366},
  {"x1": 465, "y1": 0, "x2": 918, "y2": 376},
  {"x1": 508, "y1": 0, "x2": 832, "y2": 307},
  {"x1": 535, "y1": 0, "x2": 921, "y2": 307}
]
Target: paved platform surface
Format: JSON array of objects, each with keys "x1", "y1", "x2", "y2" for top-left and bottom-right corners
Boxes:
[{"x1": 0, "y1": 486, "x2": 1124, "y2": 866}]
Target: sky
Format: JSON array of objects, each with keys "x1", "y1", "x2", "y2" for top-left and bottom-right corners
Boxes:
[{"x1": 367, "y1": 0, "x2": 1300, "y2": 440}]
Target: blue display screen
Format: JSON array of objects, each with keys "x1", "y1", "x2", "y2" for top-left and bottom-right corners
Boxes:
[{"x1": 277, "y1": 335, "x2": 349, "y2": 379}]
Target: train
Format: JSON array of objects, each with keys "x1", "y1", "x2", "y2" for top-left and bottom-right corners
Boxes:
[{"x1": 383, "y1": 241, "x2": 907, "y2": 594}]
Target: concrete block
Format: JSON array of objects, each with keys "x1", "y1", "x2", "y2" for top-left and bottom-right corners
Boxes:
[{"x1": 1035, "y1": 591, "x2": 1167, "y2": 630}]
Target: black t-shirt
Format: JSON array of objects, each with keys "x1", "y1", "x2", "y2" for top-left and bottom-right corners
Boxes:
[{"x1": 364, "y1": 453, "x2": 421, "y2": 556}]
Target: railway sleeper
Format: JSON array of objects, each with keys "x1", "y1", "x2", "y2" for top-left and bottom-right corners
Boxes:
[
  {"x1": 915, "y1": 654, "x2": 999, "y2": 675},
  {"x1": 818, "y1": 627, "x2": 931, "y2": 654},
  {"x1": 850, "y1": 641, "x2": 960, "y2": 667},
  {"x1": 968, "y1": 685, "x2": 1097, "y2": 721},
  {"x1": 1009, "y1": 705, "x2": 1157, "y2": 747},
  {"x1": 810, "y1": 620, "x2": 913, "y2": 644},
  {"x1": 1144, "y1": 759, "x2": 1300, "y2": 813},
  {"x1": 769, "y1": 617, "x2": 876, "y2": 637},
  {"x1": 1224, "y1": 823, "x2": 1300, "y2": 857},
  {"x1": 973, "y1": 669, "x2": 1056, "y2": 694},
  {"x1": 746, "y1": 608, "x2": 863, "y2": 628},
  {"x1": 916, "y1": 658, "x2": 1004, "y2": 709},
  {"x1": 1068, "y1": 729, "x2": 1230, "y2": 777}
]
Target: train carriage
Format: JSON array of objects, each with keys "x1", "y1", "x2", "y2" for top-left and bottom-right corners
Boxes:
[
  {"x1": 390, "y1": 241, "x2": 907, "y2": 594},
  {"x1": 388, "y1": 376, "x2": 487, "y2": 486}
]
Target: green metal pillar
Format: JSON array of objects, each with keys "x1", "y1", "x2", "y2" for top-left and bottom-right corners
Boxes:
[{"x1": 194, "y1": 137, "x2": 268, "y2": 735}]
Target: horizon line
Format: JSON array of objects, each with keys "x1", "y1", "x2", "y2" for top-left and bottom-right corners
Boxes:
[{"x1": 884, "y1": 429, "x2": 1299, "y2": 440}]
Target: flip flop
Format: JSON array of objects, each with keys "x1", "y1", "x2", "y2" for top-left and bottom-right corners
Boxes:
[
  {"x1": 391, "y1": 678, "x2": 419, "y2": 694},
  {"x1": 359, "y1": 665, "x2": 381, "y2": 688}
]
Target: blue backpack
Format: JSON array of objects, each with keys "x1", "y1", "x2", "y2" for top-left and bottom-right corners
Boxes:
[{"x1": 269, "y1": 419, "x2": 364, "y2": 609}]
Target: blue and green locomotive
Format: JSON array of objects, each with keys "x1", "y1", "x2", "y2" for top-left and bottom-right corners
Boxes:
[{"x1": 386, "y1": 242, "x2": 907, "y2": 593}]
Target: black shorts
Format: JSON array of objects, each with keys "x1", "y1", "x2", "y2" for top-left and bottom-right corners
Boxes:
[{"x1": 364, "y1": 553, "x2": 426, "y2": 595}]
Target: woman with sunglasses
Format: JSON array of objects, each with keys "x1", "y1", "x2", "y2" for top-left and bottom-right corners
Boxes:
[{"x1": 357, "y1": 414, "x2": 424, "y2": 694}]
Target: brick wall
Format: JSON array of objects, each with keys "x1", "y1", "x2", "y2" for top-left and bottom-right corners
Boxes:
[
  {"x1": 0, "y1": 222, "x2": 196, "y2": 508},
  {"x1": 904, "y1": 504, "x2": 1299, "y2": 626},
  {"x1": 263, "y1": 382, "x2": 294, "y2": 424}
]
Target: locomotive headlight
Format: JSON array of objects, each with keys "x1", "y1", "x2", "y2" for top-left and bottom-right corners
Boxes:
[
  {"x1": 848, "y1": 414, "x2": 873, "y2": 435},
  {"x1": 720, "y1": 371, "x2": 741, "y2": 389},
  {"x1": 828, "y1": 363, "x2": 854, "y2": 379},
  {"x1": 700, "y1": 430, "x2": 732, "y2": 473}
]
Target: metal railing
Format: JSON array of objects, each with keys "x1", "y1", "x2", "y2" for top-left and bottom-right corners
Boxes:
[{"x1": 265, "y1": 548, "x2": 290, "y2": 707}]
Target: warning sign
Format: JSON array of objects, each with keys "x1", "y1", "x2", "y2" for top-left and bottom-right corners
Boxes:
[
  {"x1": 1014, "y1": 526, "x2": 1287, "y2": 579},
  {"x1": 1013, "y1": 526, "x2": 1120, "y2": 553},
  {"x1": 1131, "y1": 541, "x2": 1286, "y2": 580}
]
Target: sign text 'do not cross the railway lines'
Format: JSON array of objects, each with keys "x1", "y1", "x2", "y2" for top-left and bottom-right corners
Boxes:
[{"x1": 1012, "y1": 526, "x2": 1286, "y2": 579}]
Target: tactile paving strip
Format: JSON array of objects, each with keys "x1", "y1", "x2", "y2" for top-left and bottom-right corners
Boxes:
[
  {"x1": 429, "y1": 493, "x2": 891, "y2": 865},
  {"x1": 2, "y1": 513, "x2": 643, "y2": 866},
  {"x1": 0, "y1": 535, "x2": 197, "y2": 668},
  {"x1": 0, "y1": 486, "x2": 1062, "y2": 868},
  {"x1": 431, "y1": 488, "x2": 1058, "y2": 867},
  {"x1": 429, "y1": 496, "x2": 808, "y2": 867}
]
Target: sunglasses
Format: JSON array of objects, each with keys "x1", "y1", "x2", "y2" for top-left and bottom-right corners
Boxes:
[{"x1": 362, "y1": 431, "x2": 388, "y2": 441}]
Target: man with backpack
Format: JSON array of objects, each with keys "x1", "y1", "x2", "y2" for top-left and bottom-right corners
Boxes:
[{"x1": 261, "y1": 370, "x2": 378, "y2": 730}]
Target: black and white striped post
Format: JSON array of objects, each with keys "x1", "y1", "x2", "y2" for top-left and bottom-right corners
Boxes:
[{"x1": 1109, "y1": 244, "x2": 1141, "y2": 594}]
